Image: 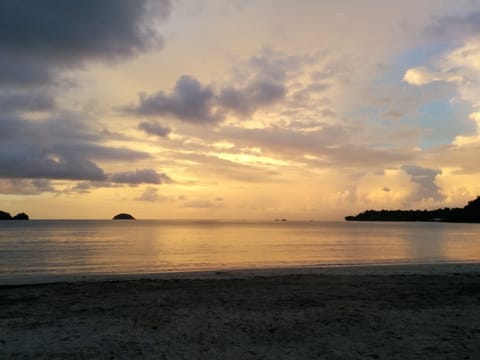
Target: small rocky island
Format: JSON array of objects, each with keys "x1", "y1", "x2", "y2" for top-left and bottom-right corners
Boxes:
[
  {"x1": 345, "y1": 196, "x2": 480, "y2": 223},
  {"x1": 112, "y1": 213, "x2": 135, "y2": 220},
  {"x1": 0, "y1": 211, "x2": 29, "y2": 220}
]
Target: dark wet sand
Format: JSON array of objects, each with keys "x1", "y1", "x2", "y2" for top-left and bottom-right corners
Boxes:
[{"x1": 1, "y1": 268, "x2": 480, "y2": 359}]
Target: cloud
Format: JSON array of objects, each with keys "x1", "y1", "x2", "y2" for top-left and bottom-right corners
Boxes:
[
  {"x1": 109, "y1": 169, "x2": 171, "y2": 185},
  {"x1": 246, "y1": 48, "x2": 317, "y2": 82},
  {"x1": 443, "y1": 40, "x2": 480, "y2": 108},
  {"x1": 136, "y1": 187, "x2": 168, "y2": 202},
  {"x1": 218, "y1": 49, "x2": 318, "y2": 117},
  {"x1": 0, "y1": 92, "x2": 55, "y2": 113},
  {"x1": 0, "y1": 55, "x2": 53, "y2": 87},
  {"x1": 0, "y1": 113, "x2": 152, "y2": 181},
  {"x1": 182, "y1": 199, "x2": 218, "y2": 208},
  {"x1": 126, "y1": 49, "x2": 305, "y2": 123},
  {"x1": 138, "y1": 121, "x2": 171, "y2": 137},
  {"x1": 65, "y1": 174, "x2": 173, "y2": 195},
  {"x1": 129, "y1": 76, "x2": 221, "y2": 122},
  {"x1": 355, "y1": 169, "x2": 418, "y2": 208},
  {"x1": 68, "y1": 182, "x2": 97, "y2": 194},
  {"x1": 402, "y1": 165, "x2": 445, "y2": 202},
  {"x1": 0, "y1": 0, "x2": 171, "y2": 86},
  {"x1": 219, "y1": 79, "x2": 286, "y2": 116},
  {"x1": 428, "y1": 11, "x2": 480, "y2": 40},
  {"x1": 382, "y1": 110, "x2": 405, "y2": 120},
  {"x1": 424, "y1": 142, "x2": 480, "y2": 175},
  {"x1": 0, "y1": 178, "x2": 55, "y2": 195},
  {"x1": 31, "y1": 179, "x2": 56, "y2": 192},
  {"x1": 403, "y1": 66, "x2": 461, "y2": 86},
  {"x1": 0, "y1": 144, "x2": 106, "y2": 181},
  {"x1": 469, "y1": 112, "x2": 480, "y2": 123},
  {"x1": 403, "y1": 39, "x2": 480, "y2": 146},
  {"x1": 66, "y1": 181, "x2": 124, "y2": 194},
  {"x1": 218, "y1": 124, "x2": 414, "y2": 168},
  {"x1": 403, "y1": 67, "x2": 440, "y2": 85},
  {"x1": 160, "y1": 150, "x2": 281, "y2": 183},
  {"x1": 128, "y1": 74, "x2": 287, "y2": 123}
]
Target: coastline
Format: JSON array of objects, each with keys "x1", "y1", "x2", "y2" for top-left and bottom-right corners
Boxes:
[
  {"x1": 2, "y1": 263, "x2": 480, "y2": 359},
  {"x1": 2, "y1": 261, "x2": 480, "y2": 286}
]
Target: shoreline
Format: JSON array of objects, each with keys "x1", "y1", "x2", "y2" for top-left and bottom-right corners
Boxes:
[{"x1": 2, "y1": 261, "x2": 480, "y2": 286}]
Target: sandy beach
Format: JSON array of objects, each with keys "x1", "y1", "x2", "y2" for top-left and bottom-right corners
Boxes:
[{"x1": 1, "y1": 264, "x2": 480, "y2": 359}]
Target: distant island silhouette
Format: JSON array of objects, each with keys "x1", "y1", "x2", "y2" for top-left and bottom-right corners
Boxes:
[
  {"x1": 0, "y1": 211, "x2": 29, "y2": 220},
  {"x1": 113, "y1": 213, "x2": 135, "y2": 220},
  {"x1": 345, "y1": 196, "x2": 480, "y2": 223}
]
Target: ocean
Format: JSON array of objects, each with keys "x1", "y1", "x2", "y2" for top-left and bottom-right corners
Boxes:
[{"x1": 1, "y1": 220, "x2": 480, "y2": 283}]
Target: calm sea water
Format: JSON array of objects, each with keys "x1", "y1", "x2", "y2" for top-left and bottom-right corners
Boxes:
[{"x1": 1, "y1": 220, "x2": 480, "y2": 283}]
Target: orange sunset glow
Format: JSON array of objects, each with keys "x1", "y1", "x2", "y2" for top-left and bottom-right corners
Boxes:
[{"x1": 1, "y1": 0, "x2": 480, "y2": 219}]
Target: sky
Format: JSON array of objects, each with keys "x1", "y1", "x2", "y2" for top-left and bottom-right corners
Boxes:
[{"x1": 1, "y1": 0, "x2": 480, "y2": 220}]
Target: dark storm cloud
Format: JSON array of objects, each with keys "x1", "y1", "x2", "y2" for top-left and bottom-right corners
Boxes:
[
  {"x1": 0, "y1": 112, "x2": 150, "y2": 160},
  {"x1": 138, "y1": 121, "x2": 171, "y2": 137},
  {"x1": 0, "y1": 0, "x2": 167, "y2": 57},
  {"x1": 0, "y1": 147, "x2": 106, "y2": 181},
  {"x1": 0, "y1": 0, "x2": 171, "y2": 86},
  {"x1": 0, "y1": 114, "x2": 157, "y2": 182},
  {"x1": 0, "y1": 92, "x2": 55, "y2": 113},
  {"x1": 0, "y1": 114, "x2": 106, "y2": 180},
  {"x1": 129, "y1": 76, "x2": 221, "y2": 123},
  {"x1": 128, "y1": 76, "x2": 286, "y2": 122},
  {"x1": 110, "y1": 169, "x2": 172, "y2": 185},
  {"x1": 402, "y1": 165, "x2": 445, "y2": 202},
  {"x1": 0, "y1": 55, "x2": 52, "y2": 87}
]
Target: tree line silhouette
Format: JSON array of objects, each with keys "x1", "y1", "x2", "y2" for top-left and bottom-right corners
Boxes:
[{"x1": 345, "y1": 196, "x2": 480, "y2": 223}]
